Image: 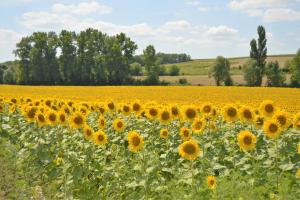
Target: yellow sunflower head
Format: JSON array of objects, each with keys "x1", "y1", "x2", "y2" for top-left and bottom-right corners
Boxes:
[
  {"x1": 179, "y1": 127, "x2": 191, "y2": 141},
  {"x1": 178, "y1": 139, "x2": 200, "y2": 160},
  {"x1": 46, "y1": 110, "x2": 58, "y2": 126},
  {"x1": 263, "y1": 119, "x2": 282, "y2": 139},
  {"x1": 239, "y1": 106, "x2": 254, "y2": 123},
  {"x1": 83, "y1": 124, "x2": 94, "y2": 140},
  {"x1": 132, "y1": 100, "x2": 143, "y2": 115},
  {"x1": 272, "y1": 111, "x2": 291, "y2": 130},
  {"x1": 70, "y1": 112, "x2": 85, "y2": 129},
  {"x1": 159, "y1": 108, "x2": 172, "y2": 125},
  {"x1": 98, "y1": 115, "x2": 106, "y2": 129},
  {"x1": 237, "y1": 130, "x2": 257, "y2": 151},
  {"x1": 58, "y1": 111, "x2": 67, "y2": 125},
  {"x1": 191, "y1": 118, "x2": 206, "y2": 134},
  {"x1": 122, "y1": 104, "x2": 131, "y2": 116},
  {"x1": 183, "y1": 106, "x2": 197, "y2": 122},
  {"x1": 127, "y1": 131, "x2": 144, "y2": 153},
  {"x1": 113, "y1": 118, "x2": 125, "y2": 132},
  {"x1": 170, "y1": 105, "x2": 180, "y2": 118},
  {"x1": 35, "y1": 111, "x2": 47, "y2": 126},
  {"x1": 24, "y1": 106, "x2": 38, "y2": 122},
  {"x1": 223, "y1": 104, "x2": 238, "y2": 122},
  {"x1": 201, "y1": 103, "x2": 212, "y2": 115},
  {"x1": 93, "y1": 130, "x2": 108, "y2": 145},
  {"x1": 206, "y1": 176, "x2": 216, "y2": 189},
  {"x1": 106, "y1": 100, "x2": 116, "y2": 112},
  {"x1": 160, "y1": 128, "x2": 169, "y2": 139},
  {"x1": 259, "y1": 100, "x2": 276, "y2": 117},
  {"x1": 146, "y1": 107, "x2": 159, "y2": 120}
]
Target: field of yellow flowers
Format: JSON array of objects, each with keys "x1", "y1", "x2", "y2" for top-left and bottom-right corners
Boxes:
[{"x1": 0, "y1": 85, "x2": 300, "y2": 199}]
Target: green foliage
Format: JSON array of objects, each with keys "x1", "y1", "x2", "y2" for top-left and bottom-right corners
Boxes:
[
  {"x1": 266, "y1": 61, "x2": 286, "y2": 87},
  {"x1": 210, "y1": 56, "x2": 232, "y2": 86},
  {"x1": 169, "y1": 65, "x2": 180, "y2": 76},
  {"x1": 249, "y1": 25, "x2": 267, "y2": 86},
  {"x1": 130, "y1": 62, "x2": 143, "y2": 76},
  {"x1": 143, "y1": 45, "x2": 161, "y2": 85},
  {"x1": 289, "y1": 49, "x2": 300, "y2": 87},
  {"x1": 243, "y1": 59, "x2": 258, "y2": 86}
]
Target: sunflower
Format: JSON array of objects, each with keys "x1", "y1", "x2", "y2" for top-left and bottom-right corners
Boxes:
[
  {"x1": 259, "y1": 100, "x2": 276, "y2": 117},
  {"x1": 83, "y1": 124, "x2": 94, "y2": 140},
  {"x1": 122, "y1": 104, "x2": 131, "y2": 116},
  {"x1": 272, "y1": 111, "x2": 291, "y2": 130},
  {"x1": 62, "y1": 105, "x2": 72, "y2": 115},
  {"x1": 294, "y1": 121, "x2": 300, "y2": 130},
  {"x1": 24, "y1": 106, "x2": 38, "y2": 122},
  {"x1": 191, "y1": 118, "x2": 206, "y2": 134},
  {"x1": 298, "y1": 144, "x2": 300, "y2": 154},
  {"x1": 297, "y1": 169, "x2": 300, "y2": 179},
  {"x1": 113, "y1": 118, "x2": 125, "y2": 132},
  {"x1": 201, "y1": 103, "x2": 212, "y2": 115},
  {"x1": 183, "y1": 106, "x2": 197, "y2": 122},
  {"x1": 97, "y1": 116, "x2": 105, "y2": 130},
  {"x1": 210, "y1": 122, "x2": 217, "y2": 131},
  {"x1": 206, "y1": 176, "x2": 216, "y2": 189},
  {"x1": 255, "y1": 115, "x2": 264, "y2": 129},
  {"x1": 106, "y1": 100, "x2": 116, "y2": 112},
  {"x1": 146, "y1": 107, "x2": 159, "y2": 120},
  {"x1": 263, "y1": 119, "x2": 282, "y2": 139},
  {"x1": 210, "y1": 108, "x2": 218, "y2": 119},
  {"x1": 127, "y1": 131, "x2": 144, "y2": 153},
  {"x1": 159, "y1": 108, "x2": 172, "y2": 125},
  {"x1": 160, "y1": 128, "x2": 169, "y2": 139},
  {"x1": 171, "y1": 105, "x2": 180, "y2": 118},
  {"x1": 179, "y1": 127, "x2": 191, "y2": 141},
  {"x1": 44, "y1": 99, "x2": 52, "y2": 107},
  {"x1": 223, "y1": 104, "x2": 238, "y2": 122},
  {"x1": 132, "y1": 100, "x2": 143, "y2": 115},
  {"x1": 35, "y1": 111, "x2": 47, "y2": 126},
  {"x1": 237, "y1": 130, "x2": 257, "y2": 151},
  {"x1": 58, "y1": 111, "x2": 67, "y2": 125},
  {"x1": 93, "y1": 130, "x2": 108, "y2": 145},
  {"x1": 0, "y1": 104, "x2": 4, "y2": 112},
  {"x1": 178, "y1": 139, "x2": 200, "y2": 160},
  {"x1": 239, "y1": 106, "x2": 254, "y2": 123},
  {"x1": 70, "y1": 112, "x2": 85, "y2": 129}
]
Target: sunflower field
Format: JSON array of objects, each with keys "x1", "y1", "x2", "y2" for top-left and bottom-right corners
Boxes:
[{"x1": 0, "y1": 86, "x2": 300, "y2": 199}]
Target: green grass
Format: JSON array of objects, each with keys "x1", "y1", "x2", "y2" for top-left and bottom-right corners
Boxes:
[{"x1": 163, "y1": 54, "x2": 295, "y2": 75}]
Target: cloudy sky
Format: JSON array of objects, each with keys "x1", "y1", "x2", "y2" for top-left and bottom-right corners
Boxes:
[{"x1": 0, "y1": 0, "x2": 300, "y2": 62}]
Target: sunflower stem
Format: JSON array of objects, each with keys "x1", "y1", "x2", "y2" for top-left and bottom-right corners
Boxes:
[{"x1": 275, "y1": 139, "x2": 279, "y2": 193}]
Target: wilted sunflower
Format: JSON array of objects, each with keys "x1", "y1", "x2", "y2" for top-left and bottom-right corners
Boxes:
[
  {"x1": 93, "y1": 130, "x2": 108, "y2": 145},
  {"x1": 178, "y1": 139, "x2": 200, "y2": 160},
  {"x1": 272, "y1": 111, "x2": 291, "y2": 130},
  {"x1": 183, "y1": 106, "x2": 197, "y2": 122},
  {"x1": 70, "y1": 112, "x2": 85, "y2": 129},
  {"x1": 180, "y1": 127, "x2": 191, "y2": 141},
  {"x1": 97, "y1": 116, "x2": 105, "y2": 130},
  {"x1": 191, "y1": 118, "x2": 206, "y2": 134},
  {"x1": 146, "y1": 107, "x2": 159, "y2": 120},
  {"x1": 263, "y1": 119, "x2": 282, "y2": 139},
  {"x1": 160, "y1": 128, "x2": 169, "y2": 139},
  {"x1": 239, "y1": 106, "x2": 254, "y2": 123},
  {"x1": 223, "y1": 105, "x2": 238, "y2": 122},
  {"x1": 206, "y1": 176, "x2": 216, "y2": 189},
  {"x1": 35, "y1": 111, "x2": 47, "y2": 126},
  {"x1": 127, "y1": 131, "x2": 144, "y2": 153},
  {"x1": 113, "y1": 118, "x2": 125, "y2": 132},
  {"x1": 259, "y1": 100, "x2": 275, "y2": 117},
  {"x1": 159, "y1": 108, "x2": 172, "y2": 125},
  {"x1": 83, "y1": 124, "x2": 94, "y2": 140},
  {"x1": 237, "y1": 130, "x2": 257, "y2": 151}
]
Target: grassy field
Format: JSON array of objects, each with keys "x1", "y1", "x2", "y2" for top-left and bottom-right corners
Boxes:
[{"x1": 163, "y1": 54, "x2": 294, "y2": 75}]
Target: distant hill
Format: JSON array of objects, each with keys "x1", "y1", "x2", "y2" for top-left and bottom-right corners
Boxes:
[{"x1": 163, "y1": 54, "x2": 295, "y2": 75}]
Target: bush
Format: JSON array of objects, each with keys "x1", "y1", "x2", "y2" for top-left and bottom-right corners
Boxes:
[
  {"x1": 178, "y1": 78, "x2": 188, "y2": 85},
  {"x1": 169, "y1": 65, "x2": 180, "y2": 76}
]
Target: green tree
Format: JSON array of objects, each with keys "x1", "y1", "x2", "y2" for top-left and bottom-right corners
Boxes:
[
  {"x1": 289, "y1": 49, "x2": 300, "y2": 87},
  {"x1": 210, "y1": 56, "x2": 231, "y2": 86},
  {"x1": 249, "y1": 25, "x2": 267, "y2": 86},
  {"x1": 143, "y1": 45, "x2": 160, "y2": 85},
  {"x1": 0, "y1": 65, "x2": 7, "y2": 84},
  {"x1": 243, "y1": 59, "x2": 258, "y2": 86},
  {"x1": 265, "y1": 61, "x2": 285, "y2": 87},
  {"x1": 169, "y1": 65, "x2": 180, "y2": 76}
]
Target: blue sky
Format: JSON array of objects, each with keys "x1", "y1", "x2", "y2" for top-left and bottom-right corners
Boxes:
[{"x1": 0, "y1": 0, "x2": 300, "y2": 62}]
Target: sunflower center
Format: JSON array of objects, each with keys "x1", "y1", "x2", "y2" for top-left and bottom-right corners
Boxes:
[
  {"x1": 209, "y1": 180, "x2": 215, "y2": 185},
  {"x1": 161, "y1": 111, "x2": 170, "y2": 120},
  {"x1": 99, "y1": 108, "x2": 105, "y2": 114},
  {"x1": 45, "y1": 100, "x2": 51, "y2": 106},
  {"x1": 183, "y1": 130, "x2": 189, "y2": 137},
  {"x1": 123, "y1": 106, "x2": 130, "y2": 112},
  {"x1": 108, "y1": 102, "x2": 115, "y2": 110},
  {"x1": 269, "y1": 124, "x2": 278, "y2": 133},
  {"x1": 38, "y1": 114, "x2": 45, "y2": 122},
  {"x1": 86, "y1": 130, "x2": 92, "y2": 136},
  {"x1": 132, "y1": 136, "x2": 141, "y2": 146},
  {"x1": 172, "y1": 107, "x2": 179, "y2": 116},
  {"x1": 256, "y1": 118, "x2": 264, "y2": 125},
  {"x1": 227, "y1": 108, "x2": 237, "y2": 117},
  {"x1": 100, "y1": 119, "x2": 105, "y2": 126},
  {"x1": 149, "y1": 108, "x2": 157, "y2": 116},
  {"x1": 117, "y1": 121, "x2": 123, "y2": 128},
  {"x1": 243, "y1": 135, "x2": 252, "y2": 145},
  {"x1": 28, "y1": 108, "x2": 37, "y2": 118},
  {"x1": 265, "y1": 104, "x2": 274, "y2": 113},
  {"x1": 133, "y1": 103, "x2": 140, "y2": 112},
  {"x1": 243, "y1": 110, "x2": 252, "y2": 119},
  {"x1": 194, "y1": 121, "x2": 202, "y2": 130},
  {"x1": 74, "y1": 116, "x2": 83, "y2": 125},
  {"x1": 203, "y1": 106, "x2": 211, "y2": 113},
  {"x1": 60, "y1": 114, "x2": 66, "y2": 122},
  {"x1": 186, "y1": 109, "x2": 196, "y2": 119},
  {"x1": 183, "y1": 144, "x2": 196, "y2": 154},
  {"x1": 49, "y1": 113, "x2": 56, "y2": 122},
  {"x1": 277, "y1": 116, "x2": 286, "y2": 125},
  {"x1": 162, "y1": 131, "x2": 168, "y2": 136},
  {"x1": 98, "y1": 134, "x2": 104, "y2": 141}
]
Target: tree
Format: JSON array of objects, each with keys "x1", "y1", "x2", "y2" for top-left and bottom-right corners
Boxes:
[
  {"x1": 0, "y1": 65, "x2": 8, "y2": 84},
  {"x1": 249, "y1": 25, "x2": 267, "y2": 86},
  {"x1": 210, "y1": 56, "x2": 232, "y2": 86},
  {"x1": 289, "y1": 49, "x2": 300, "y2": 87},
  {"x1": 143, "y1": 45, "x2": 160, "y2": 85},
  {"x1": 169, "y1": 65, "x2": 180, "y2": 76},
  {"x1": 130, "y1": 63, "x2": 142, "y2": 76},
  {"x1": 243, "y1": 59, "x2": 258, "y2": 86},
  {"x1": 265, "y1": 61, "x2": 285, "y2": 87}
]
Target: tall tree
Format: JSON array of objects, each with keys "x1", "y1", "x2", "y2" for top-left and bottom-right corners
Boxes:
[
  {"x1": 249, "y1": 25, "x2": 267, "y2": 86},
  {"x1": 143, "y1": 45, "x2": 160, "y2": 85},
  {"x1": 265, "y1": 61, "x2": 285, "y2": 87},
  {"x1": 45, "y1": 32, "x2": 60, "y2": 85},
  {"x1": 210, "y1": 56, "x2": 232, "y2": 86},
  {"x1": 289, "y1": 49, "x2": 300, "y2": 87}
]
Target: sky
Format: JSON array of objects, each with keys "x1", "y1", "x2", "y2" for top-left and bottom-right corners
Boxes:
[{"x1": 0, "y1": 0, "x2": 300, "y2": 62}]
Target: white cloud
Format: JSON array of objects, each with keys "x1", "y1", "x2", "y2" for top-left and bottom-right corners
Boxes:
[
  {"x1": 204, "y1": 25, "x2": 238, "y2": 40},
  {"x1": 51, "y1": 1, "x2": 112, "y2": 15},
  {"x1": 0, "y1": 29, "x2": 24, "y2": 61},
  {"x1": 160, "y1": 20, "x2": 191, "y2": 31},
  {"x1": 185, "y1": 0, "x2": 200, "y2": 6},
  {"x1": 263, "y1": 8, "x2": 300, "y2": 22},
  {"x1": 228, "y1": 0, "x2": 300, "y2": 22}
]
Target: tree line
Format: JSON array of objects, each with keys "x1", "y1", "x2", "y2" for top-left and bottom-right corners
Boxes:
[{"x1": 210, "y1": 25, "x2": 300, "y2": 87}]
